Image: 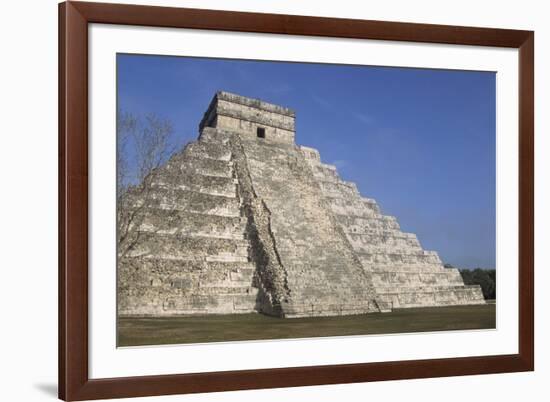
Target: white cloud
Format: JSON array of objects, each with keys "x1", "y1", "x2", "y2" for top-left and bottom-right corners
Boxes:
[
  {"x1": 353, "y1": 111, "x2": 375, "y2": 125},
  {"x1": 331, "y1": 159, "x2": 349, "y2": 170},
  {"x1": 310, "y1": 94, "x2": 332, "y2": 110}
]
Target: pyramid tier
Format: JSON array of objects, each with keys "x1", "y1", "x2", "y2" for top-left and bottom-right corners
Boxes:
[
  {"x1": 174, "y1": 155, "x2": 234, "y2": 178},
  {"x1": 136, "y1": 209, "x2": 246, "y2": 238},
  {"x1": 124, "y1": 188, "x2": 241, "y2": 217},
  {"x1": 376, "y1": 286, "x2": 485, "y2": 309},
  {"x1": 125, "y1": 228, "x2": 249, "y2": 260},
  {"x1": 118, "y1": 256, "x2": 260, "y2": 315},
  {"x1": 184, "y1": 141, "x2": 232, "y2": 161},
  {"x1": 152, "y1": 174, "x2": 237, "y2": 198},
  {"x1": 300, "y1": 145, "x2": 485, "y2": 309},
  {"x1": 334, "y1": 214, "x2": 400, "y2": 232}
]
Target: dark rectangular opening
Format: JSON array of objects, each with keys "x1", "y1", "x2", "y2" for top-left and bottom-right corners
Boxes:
[{"x1": 257, "y1": 127, "x2": 266, "y2": 139}]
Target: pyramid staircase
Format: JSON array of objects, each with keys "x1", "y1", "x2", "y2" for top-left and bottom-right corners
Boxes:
[{"x1": 235, "y1": 133, "x2": 380, "y2": 317}]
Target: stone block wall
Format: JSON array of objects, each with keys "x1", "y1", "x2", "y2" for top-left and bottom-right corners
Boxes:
[
  {"x1": 199, "y1": 91, "x2": 296, "y2": 145},
  {"x1": 300, "y1": 145, "x2": 485, "y2": 309}
]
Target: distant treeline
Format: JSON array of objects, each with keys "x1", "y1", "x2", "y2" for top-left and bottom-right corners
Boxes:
[{"x1": 445, "y1": 265, "x2": 496, "y2": 300}]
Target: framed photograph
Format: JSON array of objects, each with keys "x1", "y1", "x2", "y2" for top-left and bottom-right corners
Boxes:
[{"x1": 59, "y1": 1, "x2": 534, "y2": 400}]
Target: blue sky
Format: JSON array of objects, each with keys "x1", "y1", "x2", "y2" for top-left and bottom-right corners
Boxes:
[{"x1": 117, "y1": 54, "x2": 496, "y2": 269}]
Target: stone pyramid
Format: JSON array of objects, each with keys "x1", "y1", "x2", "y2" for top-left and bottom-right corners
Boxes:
[{"x1": 118, "y1": 91, "x2": 485, "y2": 318}]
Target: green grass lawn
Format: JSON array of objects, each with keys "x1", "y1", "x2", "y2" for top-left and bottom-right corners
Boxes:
[{"x1": 118, "y1": 303, "x2": 495, "y2": 347}]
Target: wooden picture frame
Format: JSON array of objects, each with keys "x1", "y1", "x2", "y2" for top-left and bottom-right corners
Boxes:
[{"x1": 59, "y1": 1, "x2": 534, "y2": 400}]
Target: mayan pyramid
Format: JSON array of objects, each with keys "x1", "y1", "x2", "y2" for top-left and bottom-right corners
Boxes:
[{"x1": 118, "y1": 91, "x2": 485, "y2": 318}]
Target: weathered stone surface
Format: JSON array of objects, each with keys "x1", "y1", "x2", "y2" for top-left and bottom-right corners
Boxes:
[
  {"x1": 200, "y1": 91, "x2": 296, "y2": 145},
  {"x1": 300, "y1": 145, "x2": 485, "y2": 309},
  {"x1": 118, "y1": 91, "x2": 485, "y2": 318}
]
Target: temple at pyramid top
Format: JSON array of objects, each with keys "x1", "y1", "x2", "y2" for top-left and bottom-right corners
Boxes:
[{"x1": 199, "y1": 91, "x2": 296, "y2": 145}]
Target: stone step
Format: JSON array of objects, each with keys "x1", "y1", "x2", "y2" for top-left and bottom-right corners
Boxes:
[
  {"x1": 329, "y1": 204, "x2": 377, "y2": 218},
  {"x1": 125, "y1": 234, "x2": 249, "y2": 260},
  {"x1": 159, "y1": 293, "x2": 259, "y2": 315},
  {"x1": 357, "y1": 251, "x2": 442, "y2": 265},
  {"x1": 118, "y1": 256, "x2": 255, "y2": 274},
  {"x1": 357, "y1": 249, "x2": 439, "y2": 258},
  {"x1": 346, "y1": 233, "x2": 422, "y2": 250},
  {"x1": 346, "y1": 231, "x2": 419, "y2": 242},
  {"x1": 198, "y1": 127, "x2": 231, "y2": 144},
  {"x1": 318, "y1": 180, "x2": 360, "y2": 198},
  {"x1": 177, "y1": 231, "x2": 246, "y2": 240},
  {"x1": 350, "y1": 244, "x2": 424, "y2": 255},
  {"x1": 287, "y1": 287, "x2": 373, "y2": 298},
  {"x1": 283, "y1": 301, "x2": 376, "y2": 317},
  {"x1": 171, "y1": 185, "x2": 235, "y2": 198},
  {"x1": 316, "y1": 163, "x2": 339, "y2": 175},
  {"x1": 171, "y1": 284, "x2": 259, "y2": 296},
  {"x1": 344, "y1": 228, "x2": 404, "y2": 237},
  {"x1": 366, "y1": 263, "x2": 448, "y2": 273},
  {"x1": 147, "y1": 206, "x2": 241, "y2": 219},
  {"x1": 360, "y1": 199, "x2": 381, "y2": 214},
  {"x1": 166, "y1": 275, "x2": 254, "y2": 289},
  {"x1": 327, "y1": 195, "x2": 378, "y2": 210},
  {"x1": 312, "y1": 172, "x2": 341, "y2": 184},
  {"x1": 136, "y1": 226, "x2": 247, "y2": 241},
  {"x1": 287, "y1": 295, "x2": 374, "y2": 305},
  {"x1": 377, "y1": 286, "x2": 485, "y2": 309},
  {"x1": 335, "y1": 214, "x2": 401, "y2": 231},
  {"x1": 127, "y1": 204, "x2": 241, "y2": 218},
  {"x1": 125, "y1": 187, "x2": 241, "y2": 217},
  {"x1": 371, "y1": 271, "x2": 462, "y2": 283},
  {"x1": 135, "y1": 230, "x2": 246, "y2": 241},
  {"x1": 153, "y1": 174, "x2": 237, "y2": 198},
  {"x1": 178, "y1": 157, "x2": 234, "y2": 178},
  {"x1": 285, "y1": 299, "x2": 374, "y2": 309},
  {"x1": 184, "y1": 141, "x2": 232, "y2": 161},
  {"x1": 374, "y1": 284, "x2": 476, "y2": 293},
  {"x1": 373, "y1": 269, "x2": 467, "y2": 285},
  {"x1": 128, "y1": 254, "x2": 250, "y2": 264},
  {"x1": 312, "y1": 170, "x2": 341, "y2": 184},
  {"x1": 285, "y1": 278, "x2": 372, "y2": 290},
  {"x1": 345, "y1": 229, "x2": 418, "y2": 238},
  {"x1": 136, "y1": 210, "x2": 245, "y2": 235},
  {"x1": 224, "y1": 268, "x2": 257, "y2": 283},
  {"x1": 206, "y1": 254, "x2": 249, "y2": 263},
  {"x1": 286, "y1": 288, "x2": 374, "y2": 300},
  {"x1": 377, "y1": 285, "x2": 483, "y2": 294},
  {"x1": 163, "y1": 150, "x2": 234, "y2": 177},
  {"x1": 299, "y1": 145, "x2": 321, "y2": 162}
]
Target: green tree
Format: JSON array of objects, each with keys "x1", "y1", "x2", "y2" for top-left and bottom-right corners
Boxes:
[{"x1": 459, "y1": 268, "x2": 496, "y2": 300}]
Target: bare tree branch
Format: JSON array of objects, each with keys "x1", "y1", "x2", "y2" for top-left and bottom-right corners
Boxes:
[{"x1": 117, "y1": 111, "x2": 176, "y2": 258}]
